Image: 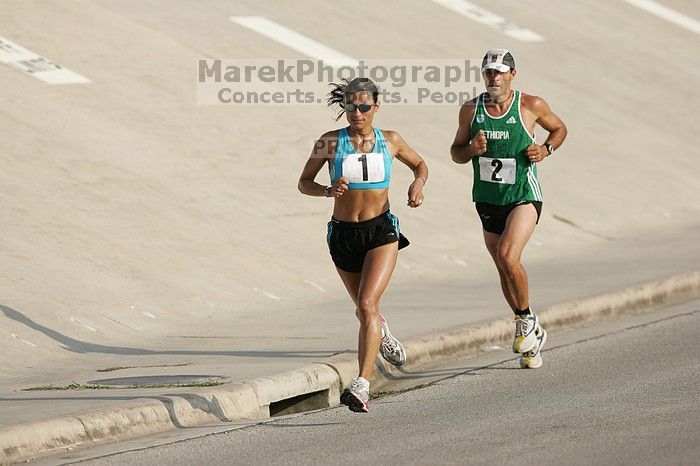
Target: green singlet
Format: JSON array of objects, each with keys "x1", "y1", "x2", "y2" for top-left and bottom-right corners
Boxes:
[{"x1": 469, "y1": 90, "x2": 543, "y2": 205}]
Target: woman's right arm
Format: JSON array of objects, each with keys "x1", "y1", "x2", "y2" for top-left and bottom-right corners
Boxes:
[{"x1": 298, "y1": 131, "x2": 347, "y2": 198}]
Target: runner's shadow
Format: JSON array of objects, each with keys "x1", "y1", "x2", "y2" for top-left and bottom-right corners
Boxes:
[
  {"x1": 374, "y1": 357, "x2": 520, "y2": 381},
  {"x1": 0, "y1": 305, "x2": 340, "y2": 358}
]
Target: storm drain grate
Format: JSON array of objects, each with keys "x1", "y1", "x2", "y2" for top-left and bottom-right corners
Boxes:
[{"x1": 269, "y1": 389, "x2": 330, "y2": 417}]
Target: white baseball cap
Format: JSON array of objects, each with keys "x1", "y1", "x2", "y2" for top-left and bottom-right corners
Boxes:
[{"x1": 481, "y1": 48, "x2": 516, "y2": 72}]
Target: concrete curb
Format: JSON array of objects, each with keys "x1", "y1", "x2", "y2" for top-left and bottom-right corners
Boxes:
[
  {"x1": 0, "y1": 383, "x2": 265, "y2": 465},
  {"x1": 361, "y1": 270, "x2": 700, "y2": 391},
  {"x1": 1, "y1": 271, "x2": 698, "y2": 464}
]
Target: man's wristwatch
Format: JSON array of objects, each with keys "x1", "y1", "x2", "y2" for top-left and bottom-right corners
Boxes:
[
  {"x1": 324, "y1": 185, "x2": 333, "y2": 197},
  {"x1": 543, "y1": 143, "x2": 554, "y2": 156}
]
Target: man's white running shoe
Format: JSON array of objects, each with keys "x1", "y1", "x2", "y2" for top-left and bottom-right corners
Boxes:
[
  {"x1": 512, "y1": 314, "x2": 540, "y2": 353},
  {"x1": 519, "y1": 325, "x2": 548, "y2": 369},
  {"x1": 380, "y1": 315, "x2": 406, "y2": 366},
  {"x1": 340, "y1": 377, "x2": 370, "y2": 413}
]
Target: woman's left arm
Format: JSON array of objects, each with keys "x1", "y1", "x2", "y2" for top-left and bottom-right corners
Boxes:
[{"x1": 386, "y1": 130, "x2": 428, "y2": 208}]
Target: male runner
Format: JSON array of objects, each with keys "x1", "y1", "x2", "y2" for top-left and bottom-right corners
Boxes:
[{"x1": 450, "y1": 49, "x2": 567, "y2": 368}]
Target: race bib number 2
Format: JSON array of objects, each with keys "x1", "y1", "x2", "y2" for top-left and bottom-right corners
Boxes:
[
  {"x1": 342, "y1": 152, "x2": 386, "y2": 184},
  {"x1": 479, "y1": 157, "x2": 516, "y2": 184}
]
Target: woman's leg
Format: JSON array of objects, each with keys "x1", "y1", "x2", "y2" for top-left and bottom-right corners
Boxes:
[
  {"x1": 355, "y1": 242, "x2": 398, "y2": 379},
  {"x1": 335, "y1": 268, "x2": 365, "y2": 363},
  {"x1": 336, "y1": 268, "x2": 362, "y2": 308}
]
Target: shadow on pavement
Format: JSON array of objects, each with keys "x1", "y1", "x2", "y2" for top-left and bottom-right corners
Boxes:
[{"x1": 0, "y1": 305, "x2": 343, "y2": 359}]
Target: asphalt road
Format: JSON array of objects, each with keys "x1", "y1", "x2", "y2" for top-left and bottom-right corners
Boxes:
[{"x1": 51, "y1": 302, "x2": 699, "y2": 466}]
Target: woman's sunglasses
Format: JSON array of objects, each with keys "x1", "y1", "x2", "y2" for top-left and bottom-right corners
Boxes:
[{"x1": 343, "y1": 103, "x2": 375, "y2": 113}]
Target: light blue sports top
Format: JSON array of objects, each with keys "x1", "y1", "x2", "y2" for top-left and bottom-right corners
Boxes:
[{"x1": 330, "y1": 127, "x2": 392, "y2": 190}]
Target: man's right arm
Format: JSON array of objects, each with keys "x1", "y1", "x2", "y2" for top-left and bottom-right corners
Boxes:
[{"x1": 450, "y1": 101, "x2": 481, "y2": 164}]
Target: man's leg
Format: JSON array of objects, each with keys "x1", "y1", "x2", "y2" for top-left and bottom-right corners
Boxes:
[
  {"x1": 483, "y1": 204, "x2": 542, "y2": 357},
  {"x1": 483, "y1": 232, "x2": 518, "y2": 311},
  {"x1": 495, "y1": 204, "x2": 538, "y2": 312}
]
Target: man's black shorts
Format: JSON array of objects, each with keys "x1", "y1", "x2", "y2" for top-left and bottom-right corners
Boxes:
[
  {"x1": 326, "y1": 210, "x2": 409, "y2": 273},
  {"x1": 475, "y1": 201, "x2": 543, "y2": 235}
]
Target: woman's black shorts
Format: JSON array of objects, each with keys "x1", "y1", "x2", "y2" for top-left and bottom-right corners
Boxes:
[
  {"x1": 475, "y1": 201, "x2": 543, "y2": 235},
  {"x1": 326, "y1": 210, "x2": 409, "y2": 273}
]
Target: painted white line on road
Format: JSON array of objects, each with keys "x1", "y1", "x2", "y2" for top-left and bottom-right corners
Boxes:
[
  {"x1": 230, "y1": 16, "x2": 358, "y2": 67},
  {"x1": 304, "y1": 279, "x2": 326, "y2": 292},
  {"x1": 11, "y1": 334, "x2": 36, "y2": 347},
  {"x1": 444, "y1": 254, "x2": 468, "y2": 267},
  {"x1": 0, "y1": 35, "x2": 90, "y2": 84},
  {"x1": 253, "y1": 287, "x2": 281, "y2": 301},
  {"x1": 622, "y1": 0, "x2": 700, "y2": 34},
  {"x1": 130, "y1": 305, "x2": 157, "y2": 319},
  {"x1": 5, "y1": 329, "x2": 38, "y2": 347},
  {"x1": 431, "y1": 0, "x2": 544, "y2": 42},
  {"x1": 71, "y1": 318, "x2": 97, "y2": 332}
]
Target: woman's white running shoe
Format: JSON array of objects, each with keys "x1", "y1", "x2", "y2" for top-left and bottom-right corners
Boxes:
[
  {"x1": 340, "y1": 377, "x2": 370, "y2": 412},
  {"x1": 379, "y1": 316, "x2": 406, "y2": 366}
]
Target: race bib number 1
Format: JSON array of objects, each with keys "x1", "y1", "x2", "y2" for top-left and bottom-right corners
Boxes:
[
  {"x1": 342, "y1": 152, "x2": 386, "y2": 184},
  {"x1": 479, "y1": 157, "x2": 516, "y2": 184}
]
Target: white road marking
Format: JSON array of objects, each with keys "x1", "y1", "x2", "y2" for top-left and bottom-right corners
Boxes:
[
  {"x1": 304, "y1": 280, "x2": 326, "y2": 292},
  {"x1": 230, "y1": 16, "x2": 358, "y2": 67},
  {"x1": 253, "y1": 287, "x2": 281, "y2": 301},
  {"x1": 11, "y1": 334, "x2": 36, "y2": 347},
  {"x1": 622, "y1": 0, "x2": 700, "y2": 34},
  {"x1": 130, "y1": 305, "x2": 157, "y2": 319},
  {"x1": 0, "y1": 34, "x2": 90, "y2": 84},
  {"x1": 445, "y1": 254, "x2": 468, "y2": 267},
  {"x1": 431, "y1": 0, "x2": 544, "y2": 42},
  {"x1": 71, "y1": 318, "x2": 97, "y2": 332},
  {"x1": 0, "y1": 327, "x2": 37, "y2": 347}
]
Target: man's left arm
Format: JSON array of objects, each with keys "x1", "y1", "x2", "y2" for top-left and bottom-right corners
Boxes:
[{"x1": 524, "y1": 96, "x2": 568, "y2": 163}]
